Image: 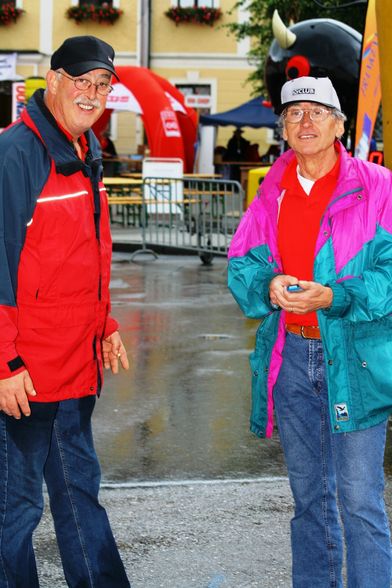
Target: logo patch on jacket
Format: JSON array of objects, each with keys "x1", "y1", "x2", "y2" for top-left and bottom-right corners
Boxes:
[{"x1": 335, "y1": 403, "x2": 349, "y2": 421}]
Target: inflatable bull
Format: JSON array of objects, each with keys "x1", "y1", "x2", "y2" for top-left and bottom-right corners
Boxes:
[{"x1": 265, "y1": 11, "x2": 362, "y2": 132}]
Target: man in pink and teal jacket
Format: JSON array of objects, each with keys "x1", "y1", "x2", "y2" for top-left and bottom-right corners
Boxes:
[{"x1": 228, "y1": 76, "x2": 392, "y2": 587}]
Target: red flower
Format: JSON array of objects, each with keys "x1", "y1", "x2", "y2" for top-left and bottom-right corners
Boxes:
[
  {"x1": 66, "y1": 4, "x2": 123, "y2": 24},
  {"x1": 165, "y1": 6, "x2": 222, "y2": 26}
]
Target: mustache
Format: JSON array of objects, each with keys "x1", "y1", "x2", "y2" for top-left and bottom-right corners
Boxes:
[{"x1": 73, "y1": 96, "x2": 101, "y2": 109}]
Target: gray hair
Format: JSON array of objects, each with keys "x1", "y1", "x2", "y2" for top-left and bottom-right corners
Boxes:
[{"x1": 330, "y1": 108, "x2": 347, "y2": 122}]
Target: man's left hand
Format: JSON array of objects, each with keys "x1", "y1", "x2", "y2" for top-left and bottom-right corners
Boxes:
[
  {"x1": 102, "y1": 331, "x2": 130, "y2": 374},
  {"x1": 274, "y1": 280, "x2": 333, "y2": 314}
]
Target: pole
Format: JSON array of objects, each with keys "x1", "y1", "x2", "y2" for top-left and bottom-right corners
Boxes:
[{"x1": 138, "y1": 0, "x2": 151, "y2": 69}]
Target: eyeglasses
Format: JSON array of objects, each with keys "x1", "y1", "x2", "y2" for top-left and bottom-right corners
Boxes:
[
  {"x1": 58, "y1": 72, "x2": 113, "y2": 96},
  {"x1": 283, "y1": 106, "x2": 333, "y2": 124}
]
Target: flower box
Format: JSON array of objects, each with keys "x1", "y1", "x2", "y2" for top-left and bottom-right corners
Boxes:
[
  {"x1": 165, "y1": 6, "x2": 222, "y2": 26},
  {"x1": 66, "y1": 3, "x2": 123, "y2": 25},
  {"x1": 0, "y1": 3, "x2": 24, "y2": 25}
]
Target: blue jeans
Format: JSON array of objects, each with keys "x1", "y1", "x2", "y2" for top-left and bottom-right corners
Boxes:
[
  {"x1": 0, "y1": 396, "x2": 130, "y2": 588},
  {"x1": 274, "y1": 332, "x2": 392, "y2": 588}
]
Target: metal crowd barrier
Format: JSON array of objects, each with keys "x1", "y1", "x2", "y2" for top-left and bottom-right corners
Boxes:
[{"x1": 106, "y1": 176, "x2": 244, "y2": 264}]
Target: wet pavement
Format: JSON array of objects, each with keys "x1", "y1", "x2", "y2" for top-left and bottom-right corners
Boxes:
[
  {"x1": 33, "y1": 251, "x2": 392, "y2": 586},
  {"x1": 35, "y1": 478, "x2": 294, "y2": 588},
  {"x1": 93, "y1": 252, "x2": 286, "y2": 483}
]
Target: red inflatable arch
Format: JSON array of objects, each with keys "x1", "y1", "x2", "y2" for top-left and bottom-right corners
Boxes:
[{"x1": 93, "y1": 66, "x2": 198, "y2": 173}]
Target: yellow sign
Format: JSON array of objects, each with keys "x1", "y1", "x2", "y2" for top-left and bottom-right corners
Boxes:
[
  {"x1": 246, "y1": 166, "x2": 271, "y2": 208},
  {"x1": 354, "y1": 0, "x2": 381, "y2": 160},
  {"x1": 25, "y1": 77, "x2": 46, "y2": 102},
  {"x1": 376, "y1": 0, "x2": 392, "y2": 169}
]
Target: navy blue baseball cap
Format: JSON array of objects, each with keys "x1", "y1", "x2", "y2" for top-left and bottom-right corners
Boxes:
[{"x1": 51, "y1": 35, "x2": 119, "y2": 80}]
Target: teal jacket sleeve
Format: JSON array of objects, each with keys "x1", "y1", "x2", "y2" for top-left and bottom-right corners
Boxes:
[{"x1": 228, "y1": 244, "x2": 279, "y2": 320}]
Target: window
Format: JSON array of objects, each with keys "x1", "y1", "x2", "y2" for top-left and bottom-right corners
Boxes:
[
  {"x1": 0, "y1": 0, "x2": 24, "y2": 5},
  {"x1": 73, "y1": 0, "x2": 123, "y2": 7},
  {"x1": 176, "y1": 1, "x2": 216, "y2": 7},
  {"x1": 73, "y1": 0, "x2": 120, "y2": 6},
  {"x1": 176, "y1": 84, "x2": 212, "y2": 117},
  {"x1": 77, "y1": 0, "x2": 112, "y2": 5}
]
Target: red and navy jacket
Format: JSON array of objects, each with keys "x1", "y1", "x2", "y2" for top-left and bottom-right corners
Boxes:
[{"x1": 0, "y1": 89, "x2": 118, "y2": 402}]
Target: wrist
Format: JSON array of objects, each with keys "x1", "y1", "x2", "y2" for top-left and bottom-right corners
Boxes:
[{"x1": 324, "y1": 286, "x2": 333, "y2": 310}]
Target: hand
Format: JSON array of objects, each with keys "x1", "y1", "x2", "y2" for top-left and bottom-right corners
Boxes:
[
  {"x1": 102, "y1": 331, "x2": 130, "y2": 374},
  {"x1": 0, "y1": 370, "x2": 36, "y2": 419},
  {"x1": 270, "y1": 276, "x2": 333, "y2": 314},
  {"x1": 269, "y1": 275, "x2": 298, "y2": 309}
]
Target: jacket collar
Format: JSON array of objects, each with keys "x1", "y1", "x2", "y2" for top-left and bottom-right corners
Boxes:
[
  {"x1": 260, "y1": 142, "x2": 363, "y2": 209},
  {"x1": 21, "y1": 90, "x2": 102, "y2": 176}
]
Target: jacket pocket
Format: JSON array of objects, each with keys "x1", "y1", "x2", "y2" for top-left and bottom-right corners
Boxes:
[
  {"x1": 17, "y1": 301, "x2": 98, "y2": 329},
  {"x1": 347, "y1": 316, "x2": 392, "y2": 421}
]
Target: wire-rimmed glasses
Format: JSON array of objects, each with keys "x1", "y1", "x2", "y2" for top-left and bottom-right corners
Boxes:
[
  {"x1": 58, "y1": 71, "x2": 113, "y2": 96},
  {"x1": 283, "y1": 106, "x2": 333, "y2": 124}
]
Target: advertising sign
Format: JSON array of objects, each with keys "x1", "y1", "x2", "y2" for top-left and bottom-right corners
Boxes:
[
  {"x1": 107, "y1": 83, "x2": 143, "y2": 113},
  {"x1": 160, "y1": 109, "x2": 181, "y2": 138},
  {"x1": 354, "y1": 0, "x2": 381, "y2": 160},
  {"x1": 0, "y1": 53, "x2": 17, "y2": 81},
  {"x1": 12, "y1": 82, "x2": 25, "y2": 122}
]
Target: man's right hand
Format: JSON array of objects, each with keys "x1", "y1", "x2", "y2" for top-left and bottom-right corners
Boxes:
[{"x1": 0, "y1": 370, "x2": 36, "y2": 419}]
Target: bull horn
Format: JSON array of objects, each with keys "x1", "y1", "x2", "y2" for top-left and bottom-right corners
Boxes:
[{"x1": 272, "y1": 9, "x2": 296, "y2": 49}]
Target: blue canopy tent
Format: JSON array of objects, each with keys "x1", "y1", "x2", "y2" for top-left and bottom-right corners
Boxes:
[
  {"x1": 196, "y1": 96, "x2": 279, "y2": 174},
  {"x1": 199, "y1": 96, "x2": 278, "y2": 129}
]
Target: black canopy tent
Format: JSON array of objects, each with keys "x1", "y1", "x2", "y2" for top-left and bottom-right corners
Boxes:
[{"x1": 199, "y1": 96, "x2": 278, "y2": 129}]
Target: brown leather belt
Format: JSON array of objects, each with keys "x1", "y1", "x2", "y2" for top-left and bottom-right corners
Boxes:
[{"x1": 286, "y1": 324, "x2": 321, "y2": 339}]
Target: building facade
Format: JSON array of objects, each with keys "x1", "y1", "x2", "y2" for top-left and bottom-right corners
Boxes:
[{"x1": 0, "y1": 0, "x2": 272, "y2": 158}]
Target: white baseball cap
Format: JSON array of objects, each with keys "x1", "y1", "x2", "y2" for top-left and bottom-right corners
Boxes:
[{"x1": 278, "y1": 76, "x2": 341, "y2": 113}]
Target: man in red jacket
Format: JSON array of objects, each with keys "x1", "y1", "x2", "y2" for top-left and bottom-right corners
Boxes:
[{"x1": 0, "y1": 36, "x2": 130, "y2": 587}]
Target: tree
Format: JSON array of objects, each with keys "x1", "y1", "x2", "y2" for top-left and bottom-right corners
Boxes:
[{"x1": 225, "y1": 0, "x2": 367, "y2": 95}]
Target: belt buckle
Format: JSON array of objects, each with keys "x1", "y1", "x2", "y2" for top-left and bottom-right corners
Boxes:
[{"x1": 300, "y1": 326, "x2": 309, "y2": 339}]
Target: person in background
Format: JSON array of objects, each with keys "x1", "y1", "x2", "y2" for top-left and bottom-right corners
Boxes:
[
  {"x1": 245, "y1": 142, "x2": 261, "y2": 163},
  {"x1": 228, "y1": 76, "x2": 392, "y2": 587},
  {"x1": 261, "y1": 143, "x2": 280, "y2": 163},
  {"x1": 224, "y1": 127, "x2": 250, "y2": 161},
  {"x1": 224, "y1": 128, "x2": 250, "y2": 181},
  {"x1": 0, "y1": 35, "x2": 131, "y2": 587},
  {"x1": 100, "y1": 123, "x2": 119, "y2": 177}
]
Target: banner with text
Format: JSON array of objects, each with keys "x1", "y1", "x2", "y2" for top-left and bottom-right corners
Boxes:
[
  {"x1": 0, "y1": 53, "x2": 17, "y2": 81},
  {"x1": 354, "y1": 0, "x2": 381, "y2": 159}
]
